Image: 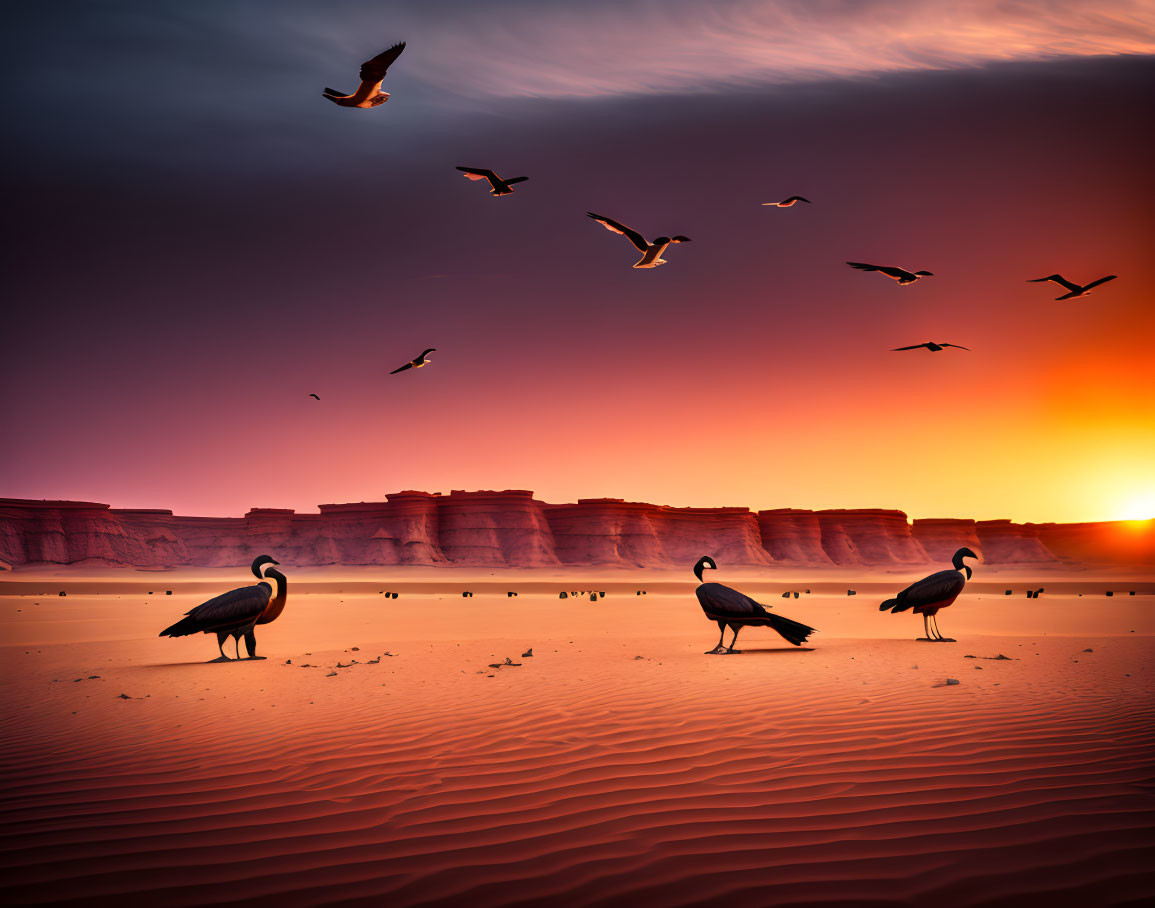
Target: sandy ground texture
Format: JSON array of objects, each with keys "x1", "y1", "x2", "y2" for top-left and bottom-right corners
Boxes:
[{"x1": 1, "y1": 567, "x2": 1153, "y2": 906}]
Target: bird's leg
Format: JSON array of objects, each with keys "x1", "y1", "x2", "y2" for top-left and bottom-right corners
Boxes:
[
  {"x1": 726, "y1": 626, "x2": 742, "y2": 654},
  {"x1": 932, "y1": 614, "x2": 951, "y2": 642},
  {"x1": 922, "y1": 614, "x2": 930, "y2": 641},
  {"x1": 244, "y1": 629, "x2": 266, "y2": 660},
  {"x1": 234, "y1": 636, "x2": 242, "y2": 660},
  {"x1": 207, "y1": 632, "x2": 232, "y2": 663},
  {"x1": 705, "y1": 621, "x2": 728, "y2": 654}
]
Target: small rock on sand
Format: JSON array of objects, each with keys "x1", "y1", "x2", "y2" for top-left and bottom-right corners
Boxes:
[
  {"x1": 945, "y1": 678, "x2": 960, "y2": 685},
  {"x1": 1083, "y1": 648, "x2": 1093, "y2": 653},
  {"x1": 522, "y1": 648, "x2": 533, "y2": 657},
  {"x1": 326, "y1": 671, "x2": 337, "y2": 677}
]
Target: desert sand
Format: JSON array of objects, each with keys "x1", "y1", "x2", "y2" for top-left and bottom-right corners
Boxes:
[{"x1": 2, "y1": 566, "x2": 1153, "y2": 906}]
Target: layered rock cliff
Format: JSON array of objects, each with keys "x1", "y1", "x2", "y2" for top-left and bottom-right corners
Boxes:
[{"x1": 0, "y1": 495, "x2": 1149, "y2": 570}]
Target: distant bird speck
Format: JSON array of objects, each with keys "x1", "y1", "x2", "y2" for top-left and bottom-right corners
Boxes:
[
  {"x1": 762, "y1": 196, "x2": 811, "y2": 207},
  {"x1": 391, "y1": 348, "x2": 436, "y2": 374},
  {"x1": 847, "y1": 262, "x2": 934, "y2": 284},
  {"x1": 587, "y1": 212, "x2": 691, "y2": 269},
  {"x1": 322, "y1": 42, "x2": 406, "y2": 109},
  {"x1": 1027, "y1": 273, "x2": 1117, "y2": 300},
  {"x1": 456, "y1": 166, "x2": 529, "y2": 196},
  {"x1": 892, "y1": 342, "x2": 970, "y2": 352},
  {"x1": 309, "y1": 393, "x2": 320, "y2": 400}
]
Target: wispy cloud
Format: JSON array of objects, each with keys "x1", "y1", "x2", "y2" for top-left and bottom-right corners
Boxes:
[{"x1": 363, "y1": 0, "x2": 1155, "y2": 99}]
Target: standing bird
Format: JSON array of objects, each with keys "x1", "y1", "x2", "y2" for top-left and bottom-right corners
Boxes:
[
  {"x1": 456, "y1": 166, "x2": 529, "y2": 196},
  {"x1": 159, "y1": 556, "x2": 288, "y2": 662},
  {"x1": 762, "y1": 196, "x2": 811, "y2": 207},
  {"x1": 587, "y1": 212, "x2": 691, "y2": 269},
  {"x1": 879, "y1": 547, "x2": 977, "y2": 641},
  {"x1": 892, "y1": 342, "x2": 970, "y2": 352},
  {"x1": 693, "y1": 556, "x2": 817, "y2": 653},
  {"x1": 322, "y1": 42, "x2": 406, "y2": 108},
  {"x1": 847, "y1": 262, "x2": 934, "y2": 285},
  {"x1": 390, "y1": 348, "x2": 435, "y2": 374},
  {"x1": 1027, "y1": 273, "x2": 1117, "y2": 300}
]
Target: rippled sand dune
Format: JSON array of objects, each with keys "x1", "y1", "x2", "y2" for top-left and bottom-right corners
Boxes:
[{"x1": 1, "y1": 572, "x2": 1153, "y2": 906}]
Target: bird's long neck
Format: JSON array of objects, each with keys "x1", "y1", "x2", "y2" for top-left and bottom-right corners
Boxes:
[
  {"x1": 952, "y1": 553, "x2": 972, "y2": 580},
  {"x1": 259, "y1": 568, "x2": 288, "y2": 622}
]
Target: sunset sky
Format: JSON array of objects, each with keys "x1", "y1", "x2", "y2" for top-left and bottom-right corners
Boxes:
[{"x1": 3, "y1": 1, "x2": 1153, "y2": 523}]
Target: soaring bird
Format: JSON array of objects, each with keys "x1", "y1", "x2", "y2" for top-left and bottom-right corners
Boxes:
[
  {"x1": 390, "y1": 348, "x2": 436, "y2": 374},
  {"x1": 159, "y1": 556, "x2": 287, "y2": 662},
  {"x1": 1027, "y1": 273, "x2": 1117, "y2": 300},
  {"x1": 762, "y1": 196, "x2": 811, "y2": 207},
  {"x1": 587, "y1": 212, "x2": 691, "y2": 269},
  {"x1": 693, "y1": 556, "x2": 817, "y2": 653},
  {"x1": 892, "y1": 342, "x2": 970, "y2": 352},
  {"x1": 879, "y1": 547, "x2": 977, "y2": 641},
  {"x1": 309, "y1": 393, "x2": 320, "y2": 400},
  {"x1": 322, "y1": 42, "x2": 406, "y2": 108},
  {"x1": 456, "y1": 166, "x2": 529, "y2": 196},
  {"x1": 847, "y1": 262, "x2": 934, "y2": 285}
]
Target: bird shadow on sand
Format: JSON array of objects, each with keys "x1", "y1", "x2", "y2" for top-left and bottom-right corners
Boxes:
[
  {"x1": 132, "y1": 660, "x2": 266, "y2": 669},
  {"x1": 730, "y1": 647, "x2": 816, "y2": 655}
]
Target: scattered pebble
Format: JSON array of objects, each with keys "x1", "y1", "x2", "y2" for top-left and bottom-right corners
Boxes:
[
  {"x1": 945, "y1": 679, "x2": 960, "y2": 686},
  {"x1": 326, "y1": 671, "x2": 337, "y2": 677},
  {"x1": 522, "y1": 648, "x2": 533, "y2": 658}
]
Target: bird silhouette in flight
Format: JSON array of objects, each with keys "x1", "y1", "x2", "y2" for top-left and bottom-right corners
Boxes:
[
  {"x1": 762, "y1": 196, "x2": 811, "y2": 207},
  {"x1": 587, "y1": 213, "x2": 691, "y2": 268},
  {"x1": 322, "y1": 42, "x2": 406, "y2": 108},
  {"x1": 892, "y1": 342, "x2": 970, "y2": 352},
  {"x1": 1027, "y1": 273, "x2": 1117, "y2": 300},
  {"x1": 309, "y1": 394, "x2": 320, "y2": 400},
  {"x1": 847, "y1": 262, "x2": 934, "y2": 285},
  {"x1": 456, "y1": 167, "x2": 529, "y2": 196},
  {"x1": 391, "y1": 348, "x2": 436, "y2": 374}
]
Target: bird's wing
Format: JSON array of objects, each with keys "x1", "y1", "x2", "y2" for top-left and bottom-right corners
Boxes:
[
  {"x1": 390, "y1": 362, "x2": 415, "y2": 374},
  {"x1": 847, "y1": 262, "x2": 881, "y2": 272},
  {"x1": 323, "y1": 87, "x2": 349, "y2": 98},
  {"x1": 359, "y1": 42, "x2": 406, "y2": 82},
  {"x1": 309, "y1": 394, "x2": 320, "y2": 399},
  {"x1": 1083, "y1": 275, "x2": 1118, "y2": 291},
  {"x1": 182, "y1": 585, "x2": 271, "y2": 631},
  {"x1": 504, "y1": 176, "x2": 529, "y2": 185},
  {"x1": 891, "y1": 344, "x2": 930, "y2": 351},
  {"x1": 939, "y1": 343, "x2": 970, "y2": 350},
  {"x1": 587, "y1": 213, "x2": 648, "y2": 253},
  {"x1": 786, "y1": 196, "x2": 811, "y2": 204},
  {"x1": 695, "y1": 582, "x2": 769, "y2": 620},
  {"x1": 1028, "y1": 274, "x2": 1080, "y2": 292},
  {"x1": 895, "y1": 570, "x2": 965, "y2": 608},
  {"x1": 457, "y1": 166, "x2": 499, "y2": 183}
]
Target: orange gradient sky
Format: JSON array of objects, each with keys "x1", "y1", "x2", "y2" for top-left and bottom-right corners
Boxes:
[{"x1": 2, "y1": 2, "x2": 1153, "y2": 523}]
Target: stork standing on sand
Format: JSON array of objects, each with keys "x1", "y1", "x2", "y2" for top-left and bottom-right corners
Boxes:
[
  {"x1": 159, "y1": 556, "x2": 287, "y2": 662},
  {"x1": 322, "y1": 42, "x2": 406, "y2": 108},
  {"x1": 693, "y1": 556, "x2": 817, "y2": 653},
  {"x1": 879, "y1": 547, "x2": 977, "y2": 641}
]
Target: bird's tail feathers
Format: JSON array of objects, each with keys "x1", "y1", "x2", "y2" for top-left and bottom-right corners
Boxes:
[
  {"x1": 764, "y1": 612, "x2": 816, "y2": 646},
  {"x1": 879, "y1": 597, "x2": 912, "y2": 613},
  {"x1": 159, "y1": 616, "x2": 199, "y2": 637}
]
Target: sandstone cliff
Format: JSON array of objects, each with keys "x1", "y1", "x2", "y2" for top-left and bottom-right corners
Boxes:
[{"x1": 0, "y1": 495, "x2": 1149, "y2": 570}]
